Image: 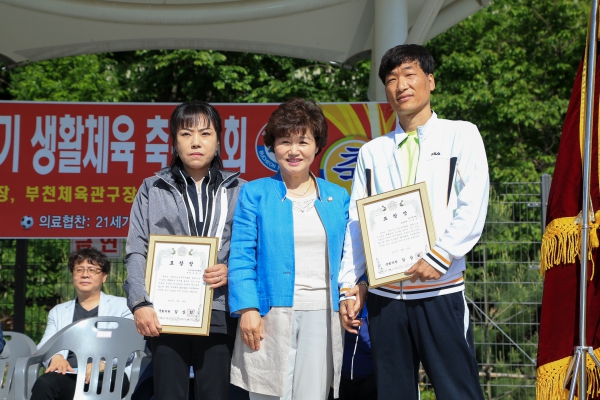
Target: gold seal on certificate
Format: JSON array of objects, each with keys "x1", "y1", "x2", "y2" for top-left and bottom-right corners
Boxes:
[
  {"x1": 144, "y1": 235, "x2": 218, "y2": 336},
  {"x1": 356, "y1": 182, "x2": 436, "y2": 288}
]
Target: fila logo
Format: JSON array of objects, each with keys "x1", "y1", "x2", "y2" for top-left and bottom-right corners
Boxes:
[{"x1": 431, "y1": 152, "x2": 441, "y2": 156}]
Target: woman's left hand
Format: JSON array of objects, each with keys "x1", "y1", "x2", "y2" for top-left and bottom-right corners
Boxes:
[
  {"x1": 340, "y1": 284, "x2": 367, "y2": 334},
  {"x1": 204, "y1": 263, "x2": 228, "y2": 289}
]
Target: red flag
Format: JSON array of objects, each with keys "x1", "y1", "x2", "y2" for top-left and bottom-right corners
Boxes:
[{"x1": 537, "y1": 34, "x2": 600, "y2": 399}]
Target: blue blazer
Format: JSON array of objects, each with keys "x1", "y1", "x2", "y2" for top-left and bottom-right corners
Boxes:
[{"x1": 228, "y1": 172, "x2": 350, "y2": 316}]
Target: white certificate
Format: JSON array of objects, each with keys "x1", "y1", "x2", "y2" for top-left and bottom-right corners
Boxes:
[
  {"x1": 357, "y1": 182, "x2": 436, "y2": 288},
  {"x1": 145, "y1": 235, "x2": 218, "y2": 335}
]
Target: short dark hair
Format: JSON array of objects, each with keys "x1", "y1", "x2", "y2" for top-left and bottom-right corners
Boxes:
[
  {"x1": 263, "y1": 98, "x2": 328, "y2": 155},
  {"x1": 169, "y1": 101, "x2": 223, "y2": 168},
  {"x1": 68, "y1": 247, "x2": 110, "y2": 274},
  {"x1": 378, "y1": 44, "x2": 435, "y2": 84}
]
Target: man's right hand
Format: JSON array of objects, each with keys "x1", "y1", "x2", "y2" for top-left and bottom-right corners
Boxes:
[
  {"x1": 45, "y1": 354, "x2": 74, "y2": 374},
  {"x1": 134, "y1": 307, "x2": 162, "y2": 337},
  {"x1": 239, "y1": 308, "x2": 263, "y2": 351}
]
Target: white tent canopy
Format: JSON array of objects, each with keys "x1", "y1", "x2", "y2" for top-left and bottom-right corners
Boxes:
[{"x1": 0, "y1": 0, "x2": 490, "y2": 100}]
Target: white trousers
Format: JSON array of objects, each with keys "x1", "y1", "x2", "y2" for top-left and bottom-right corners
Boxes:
[{"x1": 249, "y1": 309, "x2": 333, "y2": 400}]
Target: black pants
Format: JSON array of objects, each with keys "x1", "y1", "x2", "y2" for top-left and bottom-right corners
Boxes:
[
  {"x1": 133, "y1": 380, "x2": 249, "y2": 400},
  {"x1": 150, "y1": 333, "x2": 234, "y2": 400},
  {"x1": 31, "y1": 369, "x2": 129, "y2": 400},
  {"x1": 367, "y1": 292, "x2": 484, "y2": 400},
  {"x1": 328, "y1": 375, "x2": 377, "y2": 400}
]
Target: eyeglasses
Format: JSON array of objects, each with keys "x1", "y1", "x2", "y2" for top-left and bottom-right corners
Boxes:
[{"x1": 73, "y1": 267, "x2": 103, "y2": 276}]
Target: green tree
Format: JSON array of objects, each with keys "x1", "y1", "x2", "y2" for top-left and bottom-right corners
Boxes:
[
  {"x1": 4, "y1": 50, "x2": 369, "y2": 104},
  {"x1": 0, "y1": 68, "x2": 10, "y2": 101},
  {"x1": 116, "y1": 50, "x2": 370, "y2": 103},
  {"x1": 429, "y1": 0, "x2": 589, "y2": 182},
  {"x1": 7, "y1": 54, "x2": 128, "y2": 102}
]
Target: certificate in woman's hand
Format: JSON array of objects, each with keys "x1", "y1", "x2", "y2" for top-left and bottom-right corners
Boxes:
[{"x1": 145, "y1": 235, "x2": 218, "y2": 335}]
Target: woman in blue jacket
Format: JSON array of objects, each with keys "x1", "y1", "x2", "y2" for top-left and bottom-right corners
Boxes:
[{"x1": 228, "y1": 98, "x2": 349, "y2": 400}]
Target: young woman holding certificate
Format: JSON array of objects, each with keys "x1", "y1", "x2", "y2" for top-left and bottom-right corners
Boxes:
[
  {"x1": 228, "y1": 98, "x2": 350, "y2": 400},
  {"x1": 124, "y1": 101, "x2": 245, "y2": 400}
]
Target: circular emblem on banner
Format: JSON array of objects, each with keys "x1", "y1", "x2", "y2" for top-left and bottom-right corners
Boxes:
[
  {"x1": 320, "y1": 137, "x2": 368, "y2": 193},
  {"x1": 255, "y1": 124, "x2": 279, "y2": 172}
]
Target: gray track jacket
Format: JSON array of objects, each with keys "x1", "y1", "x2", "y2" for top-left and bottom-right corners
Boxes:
[{"x1": 124, "y1": 166, "x2": 245, "y2": 313}]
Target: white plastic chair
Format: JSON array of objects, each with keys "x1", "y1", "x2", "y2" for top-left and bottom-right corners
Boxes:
[
  {"x1": 0, "y1": 331, "x2": 37, "y2": 400},
  {"x1": 13, "y1": 317, "x2": 146, "y2": 400}
]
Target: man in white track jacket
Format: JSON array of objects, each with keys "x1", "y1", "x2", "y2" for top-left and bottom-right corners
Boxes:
[{"x1": 338, "y1": 44, "x2": 489, "y2": 400}]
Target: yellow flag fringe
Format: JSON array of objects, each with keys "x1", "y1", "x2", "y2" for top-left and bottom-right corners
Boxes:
[
  {"x1": 540, "y1": 211, "x2": 600, "y2": 278},
  {"x1": 537, "y1": 348, "x2": 600, "y2": 400}
]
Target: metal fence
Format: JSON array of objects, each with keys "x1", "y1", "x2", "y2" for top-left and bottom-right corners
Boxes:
[
  {"x1": 466, "y1": 180, "x2": 544, "y2": 400},
  {"x1": 415, "y1": 179, "x2": 545, "y2": 400},
  {"x1": 0, "y1": 177, "x2": 550, "y2": 400}
]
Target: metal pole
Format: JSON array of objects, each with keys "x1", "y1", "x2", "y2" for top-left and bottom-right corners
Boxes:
[
  {"x1": 577, "y1": 0, "x2": 598, "y2": 396},
  {"x1": 14, "y1": 239, "x2": 28, "y2": 333},
  {"x1": 540, "y1": 174, "x2": 552, "y2": 233}
]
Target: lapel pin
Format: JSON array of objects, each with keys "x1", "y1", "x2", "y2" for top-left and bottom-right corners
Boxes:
[{"x1": 328, "y1": 197, "x2": 333, "y2": 202}]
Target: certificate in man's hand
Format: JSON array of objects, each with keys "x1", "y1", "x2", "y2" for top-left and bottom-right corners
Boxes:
[
  {"x1": 356, "y1": 182, "x2": 436, "y2": 288},
  {"x1": 145, "y1": 235, "x2": 218, "y2": 336}
]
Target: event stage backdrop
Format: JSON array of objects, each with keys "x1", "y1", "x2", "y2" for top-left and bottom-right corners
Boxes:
[{"x1": 1, "y1": 101, "x2": 396, "y2": 238}]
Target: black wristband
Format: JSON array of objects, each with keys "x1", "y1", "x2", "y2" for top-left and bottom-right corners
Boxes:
[{"x1": 132, "y1": 301, "x2": 153, "y2": 313}]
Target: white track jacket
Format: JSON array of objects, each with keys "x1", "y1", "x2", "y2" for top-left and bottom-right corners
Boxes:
[{"x1": 338, "y1": 111, "x2": 490, "y2": 300}]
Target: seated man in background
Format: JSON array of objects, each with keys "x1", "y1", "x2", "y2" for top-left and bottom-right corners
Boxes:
[{"x1": 31, "y1": 247, "x2": 133, "y2": 400}]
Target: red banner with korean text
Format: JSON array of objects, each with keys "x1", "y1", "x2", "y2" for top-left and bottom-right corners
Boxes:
[{"x1": 1, "y1": 101, "x2": 396, "y2": 238}]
